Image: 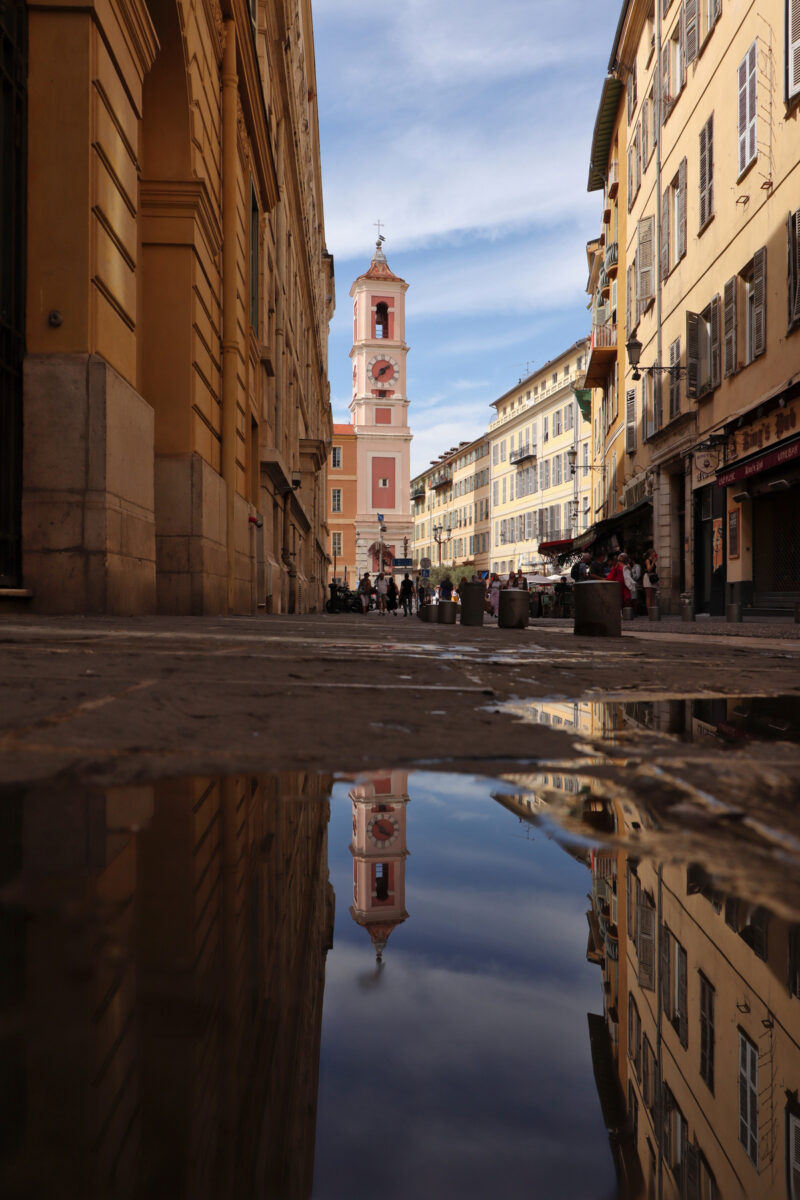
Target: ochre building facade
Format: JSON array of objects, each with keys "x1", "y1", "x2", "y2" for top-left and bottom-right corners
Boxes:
[{"x1": 3, "y1": 0, "x2": 333, "y2": 614}]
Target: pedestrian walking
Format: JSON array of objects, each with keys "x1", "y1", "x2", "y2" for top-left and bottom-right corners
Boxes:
[
  {"x1": 400, "y1": 573, "x2": 414, "y2": 616},
  {"x1": 375, "y1": 573, "x2": 389, "y2": 614},
  {"x1": 440, "y1": 575, "x2": 454, "y2": 602},
  {"x1": 620, "y1": 553, "x2": 637, "y2": 614},
  {"x1": 606, "y1": 552, "x2": 630, "y2": 609},
  {"x1": 358, "y1": 573, "x2": 372, "y2": 613},
  {"x1": 489, "y1": 572, "x2": 502, "y2": 617},
  {"x1": 387, "y1": 576, "x2": 398, "y2": 615},
  {"x1": 643, "y1": 548, "x2": 659, "y2": 615}
]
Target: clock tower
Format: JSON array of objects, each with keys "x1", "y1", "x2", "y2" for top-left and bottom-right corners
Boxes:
[
  {"x1": 349, "y1": 771, "x2": 410, "y2": 961},
  {"x1": 349, "y1": 239, "x2": 413, "y2": 577}
]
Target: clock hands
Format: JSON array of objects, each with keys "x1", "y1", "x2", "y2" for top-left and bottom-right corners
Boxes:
[{"x1": 376, "y1": 364, "x2": 391, "y2": 377}]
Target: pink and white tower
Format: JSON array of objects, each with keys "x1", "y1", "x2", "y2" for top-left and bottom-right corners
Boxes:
[
  {"x1": 349, "y1": 771, "x2": 410, "y2": 961},
  {"x1": 349, "y1": 238, "x2": 413, "y2": 576}
]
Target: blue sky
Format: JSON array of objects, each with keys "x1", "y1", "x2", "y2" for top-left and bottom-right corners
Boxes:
[{"x1": 313, "y1": 0, "x2": 618, "y2": 475}]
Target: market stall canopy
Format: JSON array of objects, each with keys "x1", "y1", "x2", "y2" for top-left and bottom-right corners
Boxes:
[{"x1": 538, "y1": 538, "x2": 574, "y2": 555}]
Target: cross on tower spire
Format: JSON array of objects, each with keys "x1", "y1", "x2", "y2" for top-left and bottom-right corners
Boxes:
[{"x1": 373, "y1": 218, "x2": 385, "y2": 242}]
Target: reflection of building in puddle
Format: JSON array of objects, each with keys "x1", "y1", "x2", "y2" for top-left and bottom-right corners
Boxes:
[
  {"x1": 349, "y1": 770, "x2": 410, "y2": 961},
  {"x1": 504, "y1": 695, "x2": 800, "y2": 748},
  {"x1": 0, "y1": 773, "x2": 334, "y2": 1200},
  {"x1": 582, "y1": 794, "x2": 800, "y2": 1200}
]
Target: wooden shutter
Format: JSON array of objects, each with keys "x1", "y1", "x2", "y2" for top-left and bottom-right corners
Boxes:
[
  {"x1": 738, "y1": 43, "x2": 757, "y2": 175},
  {"x1": 752, "y1": 245, "x2": 767, "y2": 357},
  {"x1": 724, "y1": 276, "x2": 738, "y2": 376},
  {"x1": 662, "y1": 44, "x2": 671, "y2": 119},
  {"x1": 642, "y1": 96, "x2": 649, "y2": 165},
  {"x1": 654, "y1": 374, "x2": 663, "y2": 430},
  {"x1": 627, "y1": 143, "x2": 634, "y2": 209},
  {"x1": 677, "y1": 944, "x2": 688, "y2": 1047},
  {"x1": 626, "y1": 388, "x2": 637, "y2": 452},
  {"x1": 627, "y1": 261, "x2": 634, "y2": 333},
  {"x1": 685, "y1": 0, "x2": 699, "y2": 63},
  {"x1": 660, "y1": 926, "x2": 671, "y2": 1014},
  {"x1": 663, "y1": 0, "x2": 670, "y2": 17},
  {"x1": 635, "y1": 121, "x2": 641, "y2": 195},
  {"x1": 638, "y1": 215, "x2": 655, "y2": 313},
  {"x1": 699, "y1": 115, "x2": 713, "y2": 228},
  {"x1": 686, "y1": 311, "x2": 700, "y2": 398},
  {"x1": 637, "y1": 902, "x2": 656, "y2": 989},
  {"x1": 712, "y1": 0, "x2": 721, "y2": 20},
  {"x1": 678, "y1": 157, "x2": 687, "y2": 259},
  {"x1": 789, "y1": 1114, "x2": 800, "y2": 1200},
  {"x1": 661, "y1": 187, "x2": 670, "y2": 280},
  {"x1": 669, "y1": 338, "x2": 681, "y2": 417},
  {"x1": 680, "y1": 2, "x2": 688, "y2": 88},
  {"x1": 710, "y1": 293, "x2": 721, "y2": 387},
  {"x1": 789, "y1": 0, "x2": 800, "y2": 99},
  {"x1": 790, "y1": 210, "x2": 800, "y2": 325}
]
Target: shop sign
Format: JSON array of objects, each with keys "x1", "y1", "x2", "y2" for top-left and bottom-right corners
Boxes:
[
  {"x1": 717, "y1": 435, "x2": 800, "y2": 487},
  {"x1": 714, "y1": 396, "x2": 800, "y2": 485}
]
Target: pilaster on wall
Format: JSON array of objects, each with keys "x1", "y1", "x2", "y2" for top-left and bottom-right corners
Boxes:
[{"x1": 22, "y1": 354, "x2": 157, "y2": 613}]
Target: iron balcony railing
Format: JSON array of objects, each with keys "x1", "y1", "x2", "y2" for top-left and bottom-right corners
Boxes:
[{"x1": 509, "y1": 443, "x2": 537, "y2": 464}]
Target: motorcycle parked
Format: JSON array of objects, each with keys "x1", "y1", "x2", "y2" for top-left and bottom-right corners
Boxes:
[{"x1": 325, "y1": 584, "x2": 362, "y2": 613}]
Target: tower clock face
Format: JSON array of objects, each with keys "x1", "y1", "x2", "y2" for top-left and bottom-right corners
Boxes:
[
  {"x1": 371, "y1": 359, "x2": 395, "y2": 384},
  {"x1": 366, "y1": 812, "x2": 400, "y2": 847}
]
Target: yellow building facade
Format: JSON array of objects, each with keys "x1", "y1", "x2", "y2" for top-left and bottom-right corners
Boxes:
[
  {"x1": 590, "y1": 0, "x2": 800, "y2": 614},
  {"x1": 4, "y1": 0, "x2": 332, "y2": 615},
  {"x1": 488, "y1": 341, "x2": 593, "y2": 575},
  {"x1": 411, "y1": 435, "x2": 491, "y2": 578}
]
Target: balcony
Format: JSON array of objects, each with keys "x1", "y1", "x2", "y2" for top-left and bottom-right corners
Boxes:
[
  {"x1": 510, "y1": 443, "x2": 537, "y2": 465},
  {"x1": 411, "y1": 484, "x2": 426, "y2": 501},
  {"x1": 429, "y1": 466, "x2": 452, "y2": 489},
  {"x1": 604, "y1": 241, "x2": 618, "y2": 279},
  {"x1": 583, "y1": 322, "x2": 618, "y2": 387},
  {"x1": 599, "y1": 267, "x2": 610, "y2": 300},
  {"x1": 607, "y1": 160, "x2": 619, "y2": 199}
]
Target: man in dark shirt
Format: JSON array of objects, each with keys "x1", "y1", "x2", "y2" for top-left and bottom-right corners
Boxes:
[{"x1": 587, "y1": 551, "x2": 608, "y2": 579}]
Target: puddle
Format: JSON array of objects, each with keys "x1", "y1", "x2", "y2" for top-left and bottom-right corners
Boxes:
[
  {"x1": 2, "y1": 765, "x2": 800, "y2": 1198},
  {"x1": 496, "y1": 693, "x2": 800, "y2": 748}
]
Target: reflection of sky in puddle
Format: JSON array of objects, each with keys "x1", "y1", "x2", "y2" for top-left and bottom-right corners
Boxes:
[{"x1": 313, "y1": 772, "x2": 615, "y2": 1200}]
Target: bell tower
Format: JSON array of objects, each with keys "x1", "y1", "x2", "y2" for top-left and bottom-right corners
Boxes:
[
  {"x1": 349, "y1": 238, "x2": 413, "y2": 577},
  {"x1": 349, "y1": 771, "x2": 410, "y2": 961}
]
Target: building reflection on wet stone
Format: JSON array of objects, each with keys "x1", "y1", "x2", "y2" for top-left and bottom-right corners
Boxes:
[
  {"x1": 0, "y1": 773, "x2": 334, "y2": 1200},
  {"x1": 579, "y1": 782, "x2": 800, "y2": 1199}
]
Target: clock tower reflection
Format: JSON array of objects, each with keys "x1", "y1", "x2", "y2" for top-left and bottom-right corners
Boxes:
[{"x1": 349, "y1": 771, "x2": 410, "y2": 960}]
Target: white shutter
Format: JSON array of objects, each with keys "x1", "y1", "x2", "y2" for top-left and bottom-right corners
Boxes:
[
  {"x1": 625, "y1": 388, "x2": 637, "y2": 453},
  {"x1": 661, "y1": 187, "x2": 670, "y2": 280},
  {"x1": 789, "y1": 0, "x2": 800, "y2": 99},
  {"x1": 678, "y1": 157, "x2": 687, "y2": 259},
  {"x1": 738, "y1": 42, "x2": 757, "y2": 175},
  {"x1": 752, "y1": 244, "x2": 767, "y2": 358},
  {"x1": 686, "y1": 311, "x2": 700, "y2": 398},
  {"x1": 724, "y1": 277, "x2": 738, "y2": 376},
  {"x1": 699, "y1": 115, "x2": 713, "y2": 228},
  {"x1": 637, "y1": 902, "x2": 656, "y2": 989}
]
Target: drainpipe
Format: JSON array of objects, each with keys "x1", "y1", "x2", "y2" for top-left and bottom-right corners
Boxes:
[{"x1": 222, "y1": 21, "x2": 238, "y2": 612}]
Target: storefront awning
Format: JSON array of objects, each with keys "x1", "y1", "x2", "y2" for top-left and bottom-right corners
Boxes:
[
  {"x1": 574, "y1": 498, "x2": 653, "y2": 550},
  {"x1": 538, "y1": 538, "x2": 574, "y2": 555},
  {"x1": 573, "y1": 388, "x2": 593, "y2": 423}
]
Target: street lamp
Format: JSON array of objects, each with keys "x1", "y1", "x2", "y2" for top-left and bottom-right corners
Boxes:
[
  {"x1": 625, "y1": 332, "x2": 643, "y2": 380},
  {"x1": 432, "y1": 522, "x2": 452, "y2": 567}
]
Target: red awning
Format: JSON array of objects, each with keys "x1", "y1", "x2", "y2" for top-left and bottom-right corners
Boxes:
[{"x1": 538, "y1": 538, "x2": 574, "y2": 554}]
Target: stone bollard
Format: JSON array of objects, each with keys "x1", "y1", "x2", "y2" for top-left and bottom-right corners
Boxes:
[
  {"x1": 460, "y1": 582, "x2": 486, "y2": 626},
  {"x1": 498, "y1": 588, "x2": 529, "y2": 630},
  {"x1": 680, "y1": 593, "x2": 695, "y2": 622},
  {"x1": 648, "y1": 604, "x2": 661, "y2": 621},
  {"x1": 437, "y1": 599, "x2": 457, "y2": 625},
  {"x1": 420, "y1": 603, "x2": 438, "y2": 622},
  {"x1": 726, "y1": 602, "x2": 743, "y2": 623},
  {"x1": 573, "y1": 581, "x2": 622, "y2": 637}
]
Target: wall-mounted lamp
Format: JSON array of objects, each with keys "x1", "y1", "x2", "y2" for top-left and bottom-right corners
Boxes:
[{"x1": 626, "y1": 330, "x2": 687, "y2": 383}]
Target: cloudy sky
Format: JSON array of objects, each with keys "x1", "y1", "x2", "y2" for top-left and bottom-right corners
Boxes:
[{"x1": 313, "y1": 0, "x2": 617, "y2": 475}]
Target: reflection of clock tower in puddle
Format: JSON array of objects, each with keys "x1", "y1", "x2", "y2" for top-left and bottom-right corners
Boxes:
[
  {"x1": 349, "y1": 771, "x2": 410, "y2": 960},
  {"x1": 349, "y1": 238, "x2": 413, "y2": 578}
]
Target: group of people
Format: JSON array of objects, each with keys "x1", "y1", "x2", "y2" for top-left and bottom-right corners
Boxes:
[
  {"x1": 570, "y1": 547, "x2": 659, "y2": 615},
  {"x1": 357, "y1": 571, "x2": 418, "y2": 616}
]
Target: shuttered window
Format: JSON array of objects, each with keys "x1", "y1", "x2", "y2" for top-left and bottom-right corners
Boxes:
[
  {"x1": 627, "y1": 58, "x2": 638, "y2": 121},
  {"x1": 637, "y1": 215, "x2": 656, "y2": 315},
  {"x1": 686, "y1": 296, "x2": 721, "y2": 397},
  {"x1": 661, "y1": 186, "x2": 671, "y2": 280},
  {"x1": 789, "y1": 1113, "x2": 800, "y2": 1200},
  {"x1": 677, "y1": 157, "x2": 687, "y2": 259},
  {"x1": 789, "y1": 210, "x2": 800, "y2": 331},
  {"x1": 699, "y1": 114, "x2": 714, "y2": 230},
  {"x1": 627, "y1": 260, "x2": 636, "y2": 333},
  {"x1": 669, "y1": 338, "x2": 681, "y2": 418},
  {"x1": 637, "y1": 898, "x2": 656, "y2": 988},
  {"x1": 724, "y1": 276, "x2": 738, "y2": 375},
  {"x1": 739, "y1": 1031, "x2": 759, "y2": 1165},
  {"x1": 789, "y1": 0, "x2": 800, "y2": 100},
  {"x1": 738, "y1": 42, "x2": 758, "y2": 176},
  {"x1": 751, "y1": 245, "x2": 767, "y2": 359},
  {"x1": 700, "y1": 973, "x2": 715, "y2": 1091},
  {"x1": 662, "y1": 43, "x2": 671, "y2": 121},
  {"x1": 686, "y1": 0, "x2": 699, "y2": 62},
  {"x1": 625, "y1": 389, "x2": 637, "y2": 452}
]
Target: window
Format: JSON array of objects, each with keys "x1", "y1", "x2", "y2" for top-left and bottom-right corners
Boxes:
[
  {"x1": 249, "y1": 184, "x2": 260, "y2": 330},
  {"x1": 661, "y1": 158, "x2": 687, "y2": 276},
  {"x1": 699, "y1": 973, "x2": 715, "y2": 1091},
  {"x1": 543, "y1": 416, "x2": 549, "y2": 442},
  {"x1": 553, "y1": 456, "x2": 562, "y2": 486},
  {"x1": 502, "y1": 477, "x2": 507, "y2": 503},
  {"x1": 669, "y1": 337, "x2": 682, "y2": 418},
  {"x1": 331, "y1": 531, "x2": 342, "y2": 557},
  {"x1": 626, "y1": 388, "x2": 637, "y2": 453},
  {"x1": 493, "y1": 481, "x2": 499, "y2": 505},
  {"x1": 493, "y1": 444, "x2": 499, "y2": 465},
  {"x1": 642, "y1": 1035, "x2": 656, "y2": 1111},
  {"x1": 699, "y1": 115, "x2": 714, "y2": 230},
  {"x1": 552, "y1": 372, "x2": 558, "y2": 384},
  {"x1": 739, "y1": 1030, "x2": 758, "y2": 1165},
  {"x1": 582, "y1": 443, "x2": 589, "y2": 477},
  {"x1": 331, "y1": 446, "x2": 342, "y2": 469},
  {"x1": 636, "y1": 892, "x2": 656, "y2": 989},
  {"x1": 790, "y1": 0, "x2": 800, "y2": 100},
  {"x1": 378, "y1": 477, "x2": 389, "y2": 488},
  {"x1": 375, "y1": 301, "x2": 389, "y2": 338},
  {"x1": 543, "y1": 460, "x2": 550, "y2": 490},
  {"x1": 331, "y1": 488, "x2": 342, "y2": 513},
  {"x1": 686, "y1": 295, "x2": 721, "y2": 397},
  {"x1": 660, "y1": 925, "x2": 688, "y2": 1047},
  {"x1": 738, "y1": 42, "x2": 758, "y2": 176},
  {"x1": 554, "y1": 409, "x2": 562, "y2": 436},
  {"x1": 626, "y1": 55, "x2": 638, "y2": 121},
  {"x1": 501, "y1": 439, "x2": 507, "y2": 462},
  {"x1": 628, "y1": 1083, "x2": 639, "y2": 1144},
  {"x1": 564, "y1": 403, "x2": 574, "y2": 431},
  {"x1": 637, "y1": 215, "x2": 656, "y2": 316}
]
